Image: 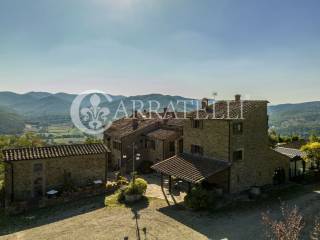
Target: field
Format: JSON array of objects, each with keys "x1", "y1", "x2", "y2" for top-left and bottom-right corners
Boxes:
[
  {"x1": 1, "y1": 183, "x2": 320, "y2": 240},
  {"x1": 26, "y1": 124, "x2": 87, "y2": 145}
]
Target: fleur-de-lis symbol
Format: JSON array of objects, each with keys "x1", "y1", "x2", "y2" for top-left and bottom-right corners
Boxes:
[{"x1": 80, "y1": 94, "x2": 110, "y2": 130}]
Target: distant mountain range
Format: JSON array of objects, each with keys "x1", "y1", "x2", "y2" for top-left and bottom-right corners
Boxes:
[
  {"x1": 0, "y1": 91, "x2": 319, "y2": 136},
  {"x1": 268, "y1": 101, "x2": 320, "y2": 137}
]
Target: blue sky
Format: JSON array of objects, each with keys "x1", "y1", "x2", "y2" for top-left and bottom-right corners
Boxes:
[{"x1": 0, "y1": 0, "x2": 319, "y2": 104}]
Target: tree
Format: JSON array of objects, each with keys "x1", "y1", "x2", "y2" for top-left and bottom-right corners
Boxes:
[
  {"x1": 0, "y1": 133, "x2": 45, "y2": 182},
  {"x1": 301, "y1": 142, "x2": 320, "y2": 169},
  {"x1": 309, "y1": 134, "x2": 319, "y2": 143},
  {"x1": 269, "y1": 129, "x2": 279, "y2": 147},
  {"x1": 262, "y1": 204, "x2": 304, "y2": 240},
  {"x1": 310, "y1": 218, "x2": 320, "y2": 240},
  {"x1": 84, "y1": 136, "x2": 102, "y2": 144}
]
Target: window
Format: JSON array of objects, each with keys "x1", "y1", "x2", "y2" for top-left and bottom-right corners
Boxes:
[
  {"x1": 191, "y1": 144, "x2": 203, "y2": 155},
  {"x1": 233, "y1": 122, "x2": 243, "y2": 134},
  {"x1": 233, "y1": 150, "x2": 243, "y2": 161},
  {"x1": 192, "y1": 120, "x2": 203, "y2": 129},
  {"x1": 169, "y1": 141, "x2": 175, "y2": 152},
  {"x1": 33, "y1": 163, "x2": 43, "y2": 173},
  {"x1": 113, "y1": 141, "x2": 122, "y2": 151}
]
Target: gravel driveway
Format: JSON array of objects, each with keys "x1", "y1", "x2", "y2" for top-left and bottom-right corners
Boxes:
[{"x1": 1, "y1": 184, "x2": 320, "y2": 240}]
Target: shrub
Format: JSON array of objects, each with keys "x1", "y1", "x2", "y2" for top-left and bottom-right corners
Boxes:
[
  {"x1": 116, "y1": 176, "x2": 129, "y2": 187},
  {"x1": 124, "y1": 178, "x2": 148, "y2": 196},
  {"x1": 184, "y1": 185, "x2": 217, "y2": 210},
  {"x1": 105, "y1": 191, "x2": 121, "y2": 207},
  {"x1": 137, "y1": 160, "x2": 154, "y2": 174},
  {"x1": 106, "y1": 182, "x2": 117, "y2": 192}
]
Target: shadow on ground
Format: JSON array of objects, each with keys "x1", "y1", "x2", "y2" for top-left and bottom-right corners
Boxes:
[
  {"x1": 0, "y1": 195, "x2": 105, "y2": 236},
  {"x1": 157, "y1": 184, "x2": 320, "y2": 240}
]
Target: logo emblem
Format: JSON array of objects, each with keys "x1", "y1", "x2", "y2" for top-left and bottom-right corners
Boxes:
[{"x1": 70, "y1": 90, "x2": 113, "y2": 135}]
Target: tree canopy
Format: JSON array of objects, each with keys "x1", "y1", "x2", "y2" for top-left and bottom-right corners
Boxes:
[{"x1": 301, "y1": 141, "x2": 320, "y2": 168}]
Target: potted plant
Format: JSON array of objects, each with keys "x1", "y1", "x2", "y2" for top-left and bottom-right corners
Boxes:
[{"x1": 124, "y1": 178, "x2": 147, "y2": 203}]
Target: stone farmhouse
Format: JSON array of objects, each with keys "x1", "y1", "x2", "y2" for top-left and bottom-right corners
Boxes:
[
  {"x1": 2, "y1": 144, "x2": 110, "y2": 206},
  {"x1": 105, "y1": 95, "x2": 291, "y2": 193},
  {"x1": 104, "y1": 110, "x2": 184, "y2": 173},
  {"x1": 1, "y1": 95, "x2": 294, "y2": 208}
]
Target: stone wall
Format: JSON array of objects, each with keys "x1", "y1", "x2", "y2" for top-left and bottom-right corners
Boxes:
[
  {"x1": 228, "y1": 103, "x2": 290, "y2": 193},
  {"x1": 5, "y1": 153, "x2": 107, "y2": 202},
  {"x1": 207, "y1": 169, "x2": 230, "y2": 192},
  {"x1": 183, "y1": 119, "x2": 230, "y2": 160},
  {"x1": 183, "y1": 102, "x2": 290, "y2": 193}
]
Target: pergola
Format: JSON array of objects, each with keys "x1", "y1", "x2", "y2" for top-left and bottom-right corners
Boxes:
[{"x1": 151, "y1": 153, "x2": 231, "y2": 193}]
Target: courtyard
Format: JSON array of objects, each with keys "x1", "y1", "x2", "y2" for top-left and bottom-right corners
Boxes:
[{"x1": 1, "y1": 181, "x2": 320, "y2": 240}]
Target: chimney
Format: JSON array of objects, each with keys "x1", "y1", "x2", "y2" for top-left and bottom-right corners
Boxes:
[
  {"x1": 235, "y1": 94, "x2": 241, "y2": 101},
  {"x1": 201, "y1": 98, "x2": 209, "y2": 109}
]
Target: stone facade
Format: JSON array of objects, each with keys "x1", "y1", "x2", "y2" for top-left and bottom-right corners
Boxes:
[
  {"x1": 105, "y1": 98, "x2": 290, "y2": 194},
  {"x1": 183, "y1": 100, "x2": 290, "y2": 193},
  {"x1": 4, "y1": 151, "x2": 108, "y2": 204},
  {"x1": 104, "y1": 116, "x2": 183, "y2": 173}
]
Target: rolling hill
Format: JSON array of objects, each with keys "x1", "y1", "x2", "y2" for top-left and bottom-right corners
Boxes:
[
  {"x1": 268, "y1": 101, "x2": 320, "y2": 137},
  {"x1": 0, "y1": 106, "x2": 25, "y2": 134},
  {"x1": 0, "y1": 91, "x2": 319, "y2": 137}
]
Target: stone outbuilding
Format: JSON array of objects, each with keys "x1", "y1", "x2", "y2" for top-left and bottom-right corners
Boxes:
[{"x1": 2, "y1": 143, "x2": 110, "y2": 206}]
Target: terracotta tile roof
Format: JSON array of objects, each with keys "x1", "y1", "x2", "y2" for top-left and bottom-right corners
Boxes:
[
  {"x1": 2, "y1": 143, "x2": 110, "y2": 162},
  {"x1": 147, "y1": 129, "x2": 178, "y2": 140},
  {"x1": 274, "y1": 147, "x2": 306, "y2": 159},
  {"x1": 151, "y1": 153, "x2": 231, "y2": 183},
  {"x1": 105, "y1": 111, "x2": 185, "y2": 138},
  {"x1": 188, "y1": 100, "x2": 268, "y2": 119},
  {"x1": 105, "y1": 118, "x2": 160, "y2": 138}
]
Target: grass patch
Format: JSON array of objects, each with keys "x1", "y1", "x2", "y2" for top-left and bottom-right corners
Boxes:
[
  {"x1": 104, "y1": 191, "x2": 124, "y2": 208},
  {"x1": 104, "y1": 191, "x2": 154, "y2": 211}
]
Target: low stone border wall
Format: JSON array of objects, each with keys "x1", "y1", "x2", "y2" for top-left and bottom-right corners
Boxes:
[{"x1": 6, "y1": 185, "x2": 107, "y2": 215}]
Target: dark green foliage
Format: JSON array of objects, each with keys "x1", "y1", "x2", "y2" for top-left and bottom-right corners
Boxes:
[
  {"x1": 84, "y1": 137, "x2": 102, "y2": 144},
  {"x1": 116, "y1": 176, "x2": 129, "y2": 187},
  {"x1": 124, "y1": 178, "x2": 148, "y2": 195},
  {"x1": 268, "y1": 129, "x2": 305, "y2": 147},
  {"x1": 0, "y1": 106, "x2": 24, "y2": 134},
  {"x1": 137, "y1": 160, "x2": 154, "y2": 174},
  {"x1": 184, "y1": 185, "x2": 217, "y2": 210}
]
